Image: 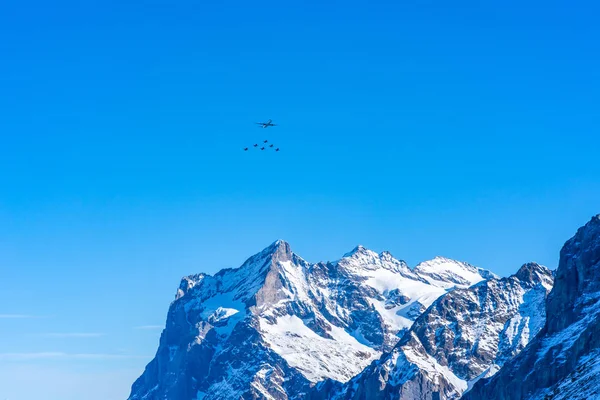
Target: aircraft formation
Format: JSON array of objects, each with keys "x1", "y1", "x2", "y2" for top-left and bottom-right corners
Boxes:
[{"x1": 244, "y1": 119, "x2": 280, "y2": 152}]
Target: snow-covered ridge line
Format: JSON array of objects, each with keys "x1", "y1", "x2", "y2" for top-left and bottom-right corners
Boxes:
[
  {"x1": 129, "y1": 239, "x2": 501, "y2": 400},
  {"x1": 177, "y1": 241, "x2": 496, "y2": 299}
]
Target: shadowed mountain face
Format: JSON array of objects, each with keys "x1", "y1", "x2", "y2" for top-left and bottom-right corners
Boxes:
[
  {"x1": 463, "y1": 215, "x2": 600, "y2": 400},
  {"x1": 128, "y1": 241, "x2": 495, "y2": 400}
]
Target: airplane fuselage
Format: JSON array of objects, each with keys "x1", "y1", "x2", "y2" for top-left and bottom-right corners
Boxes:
[{"x1": 258, "y1": 119, "x2": 275, "y2": 128}]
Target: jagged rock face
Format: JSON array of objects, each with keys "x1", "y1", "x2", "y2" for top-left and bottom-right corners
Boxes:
[
  {"x1": 129, "y1": 241, "x2": 492, "y2": 400},
  {"x1": 463, "y1": 215, "x2": 600, "y2": 400},
  {"x1": 130, "y1": 241, "x2": 313, "y2": 400},
  {"x1": 319, "y1": 263, "x2": 553, "y2": 400}
]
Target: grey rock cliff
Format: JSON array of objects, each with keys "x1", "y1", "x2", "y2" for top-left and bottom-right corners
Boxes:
[{"x1": 463, "y1": 215, "x2": 600, "y2": 400}]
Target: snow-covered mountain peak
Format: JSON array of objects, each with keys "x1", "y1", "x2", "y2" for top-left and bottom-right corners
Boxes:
[
  {"x1": 176, "y1": 273, "x2": 207, "y2": 300},
  {"x1": 336, "y1": 245, "x2": 412, "y2": 276},
  {"x1": 514, "y1": 262, "x2": 554, "y2": 291},
  {"x1": 414, "y1": 256, "x2": 497, "y2": 289},
  {"x1": 341, "y1": 244, "x2": 373, "y2": 258},
  {"x1": 254, "y1": 239, "x2": 294, "y2": 261},
  {"x1": 131, "y1": 240, "x2": 502, "y2": 400}
]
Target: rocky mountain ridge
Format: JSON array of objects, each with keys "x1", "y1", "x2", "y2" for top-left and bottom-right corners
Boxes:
[
  {"x1": 463, "y1": 215, "x2": 600, "y2": 400},
  {"x1": 129, "y1": 241, "x2": 496, "y2": 400}
]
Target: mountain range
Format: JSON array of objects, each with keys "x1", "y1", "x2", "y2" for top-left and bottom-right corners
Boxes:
[{"x1": 129, "y1": 215, "x2": 600, "y2": 400}]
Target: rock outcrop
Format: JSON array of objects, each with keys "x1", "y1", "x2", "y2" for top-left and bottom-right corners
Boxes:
[{"x1": 463, "y1": 215, "x2": 600, "y2": 400}]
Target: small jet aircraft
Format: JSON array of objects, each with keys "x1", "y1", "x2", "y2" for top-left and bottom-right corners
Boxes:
[{"x1": 256, "y1": 119, "x2": 277, "y2": 128}]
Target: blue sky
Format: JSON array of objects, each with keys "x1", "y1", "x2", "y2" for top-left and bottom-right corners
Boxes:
[{"x1": 1, "y1": 0, "x2": 599, "y2": 398}]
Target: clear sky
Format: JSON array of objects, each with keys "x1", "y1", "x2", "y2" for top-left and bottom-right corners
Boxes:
[{"x1": 1, "y1": 0, "x2": 599, "y2": 399}]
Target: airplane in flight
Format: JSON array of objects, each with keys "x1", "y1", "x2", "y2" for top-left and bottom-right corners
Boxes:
[{"x1": 255, "y1": 119, "x2": 277, "y2": 128}]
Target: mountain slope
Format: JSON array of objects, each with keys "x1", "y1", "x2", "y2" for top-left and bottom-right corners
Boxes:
[
  {"x1": 463, "y1": 215, "x2": 600, "y2": 400},
  {"x1": 414, "y1": 257, "x2": 499, "y2": 290},
  {"x1": 129, "y1": 241, "x2": 492, "y2": 400},
  {"x1": 316, "y1": 262, "x2": 553, "y2": 400}
]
